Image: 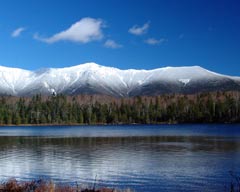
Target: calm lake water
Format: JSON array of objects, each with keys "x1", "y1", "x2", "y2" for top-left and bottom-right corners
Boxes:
[{"x1": 0, "y1": 124, "x2": 240, "y2": 191}]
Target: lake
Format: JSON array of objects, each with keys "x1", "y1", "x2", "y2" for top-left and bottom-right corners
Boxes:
[{"x1": 0, "y1": 124, "x2": 240, "y2": 191}]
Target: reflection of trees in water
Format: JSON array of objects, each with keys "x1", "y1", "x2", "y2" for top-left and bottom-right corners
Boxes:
[{"x1": 0, "y1": 136, "x2": 240, "y2": 153}]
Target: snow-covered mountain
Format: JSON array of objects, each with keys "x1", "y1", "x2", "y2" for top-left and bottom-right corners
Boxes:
[{"x1": 0, "y1": 62, "x2": 239, "y2": 97}]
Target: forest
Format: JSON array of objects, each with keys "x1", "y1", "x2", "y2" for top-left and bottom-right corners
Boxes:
[{"x1": 0, "y1": 91, "x2": 239, "y2": 125}]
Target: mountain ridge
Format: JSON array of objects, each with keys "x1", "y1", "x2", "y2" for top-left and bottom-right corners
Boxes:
[{"x1": 0, "y1": 62, "x2": 239, "y2": 97}]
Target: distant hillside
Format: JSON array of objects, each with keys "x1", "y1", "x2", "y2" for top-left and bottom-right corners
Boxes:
[{"x1": 0, "y1": 91, "x2": 239, "y2": 125}]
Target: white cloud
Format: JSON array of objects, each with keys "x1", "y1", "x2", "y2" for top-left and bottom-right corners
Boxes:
[
  {"x1": 34, "y1": 17, "x2": 104, "y2": 43},
  {"x1": 11, "y1": 27, "x2": 25, "y2": 37},
  {"x1": 144, "y1": 38, "x2": 168, "y2": 45},
  {"x1": 104, "y1": 39, "x2": 122, "y2": 49},
  {"x1": 128, "y1": 22, "x2": 149, "y2": 35}
]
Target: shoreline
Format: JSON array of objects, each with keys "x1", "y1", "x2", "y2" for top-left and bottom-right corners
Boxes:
[
  {"x1": 0, "y1": 179, "x2": 130, "y2": 192},
  {"x1": 0, "y1": 121, "x2": 239, "y2": 127}
]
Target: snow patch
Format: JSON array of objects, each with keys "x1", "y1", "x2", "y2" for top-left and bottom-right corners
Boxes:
[
  {"x1": 137, "y1": 80, "x2": 143, "y2": 85},
  {"x1": 179, "y1": 79, "x2": 190, "y2": 85},
  {"x1": 50, "y1": 88, "x2": 56, "y2": 95}
]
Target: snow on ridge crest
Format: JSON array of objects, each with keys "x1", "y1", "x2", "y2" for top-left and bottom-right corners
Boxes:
[{"x1": 0, "y1": 63, "x2": 238, "y2": 96}]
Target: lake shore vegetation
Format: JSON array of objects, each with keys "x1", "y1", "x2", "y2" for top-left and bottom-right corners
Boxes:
[
  {"x1": 0, "y1": 91, "x2": 239, "y2": 125},
  {"x1": 0, "y1": 179, "x2": 132, "y2": 192}
]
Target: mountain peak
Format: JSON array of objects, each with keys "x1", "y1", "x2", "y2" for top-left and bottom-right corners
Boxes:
[
  {"x1": 72, "y1": 62, "x2": 101, "y2": 69},
  {"x1": 0, "y1": 63, "x2": 239, "y2": 97}
]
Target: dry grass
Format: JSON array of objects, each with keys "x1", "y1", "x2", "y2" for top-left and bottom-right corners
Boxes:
[{"x1": 0, "y1": 179, "x2": 132, "y2": 192}]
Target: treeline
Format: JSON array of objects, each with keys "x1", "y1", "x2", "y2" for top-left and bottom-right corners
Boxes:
[{"x1": 0, "y1": 91, "x2": 240, "y2": 125}]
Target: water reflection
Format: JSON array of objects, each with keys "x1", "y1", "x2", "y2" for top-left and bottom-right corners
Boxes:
[
  {"x1": 0, "y1": 136, "x2": 240, "y2": 152},
  {"x1": 0, "y1": 135, "x2": 240, "y2": 191}
]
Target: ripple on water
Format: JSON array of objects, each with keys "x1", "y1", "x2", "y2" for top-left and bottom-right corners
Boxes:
[{"x1": 0, "y1": 125, "x2": 240, "y2": 192}]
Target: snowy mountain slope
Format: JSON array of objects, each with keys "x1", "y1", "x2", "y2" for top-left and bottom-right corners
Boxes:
[
  {"x1": 0, "y1": 66, "x2": 33, "y2": 95},
  {"x1": 0, "y1": 63, "x2": 239, "y2": 97}
]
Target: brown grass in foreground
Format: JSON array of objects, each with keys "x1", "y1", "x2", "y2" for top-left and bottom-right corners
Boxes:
[{"x1": 0, "y1": 179, "x2": 132, "y2": 192}]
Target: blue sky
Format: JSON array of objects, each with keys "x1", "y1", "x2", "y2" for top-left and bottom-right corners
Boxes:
[{"x1": 0, "y1": 0, "x2": 240, "y2": 75}]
